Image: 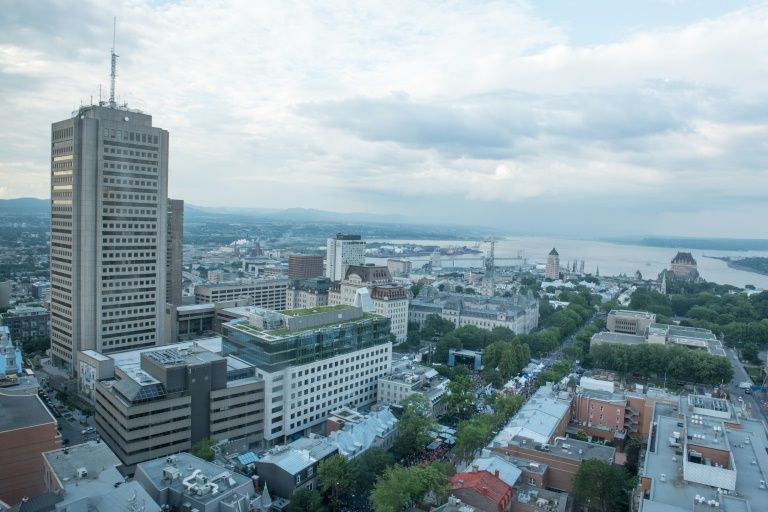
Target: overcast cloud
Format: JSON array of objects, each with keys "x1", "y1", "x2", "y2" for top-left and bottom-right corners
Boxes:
[{"x1": 1, "y1": 0, "x2": 767, "y2": 237}]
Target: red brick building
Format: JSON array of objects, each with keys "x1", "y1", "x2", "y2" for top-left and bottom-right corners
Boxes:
[{"x1": 0, "y1": 394, "x2": 61, "y2": 504}]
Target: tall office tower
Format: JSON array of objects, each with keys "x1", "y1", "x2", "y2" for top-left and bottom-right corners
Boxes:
[
  {"x1": 325, "y1": 233, "x2": 365, "y2": 281},
  {"x1": 50, "y1": 104, "x2": 168, "y2": 372},
  {"x1": 545, "y1": 248, "x2": 560, "y2": 280},
  {"x1": 166, "y1": 199, "x2": 184, "y2": 306}
]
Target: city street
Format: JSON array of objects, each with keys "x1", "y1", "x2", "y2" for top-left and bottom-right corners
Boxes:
[{"x1": 725, "y1": 347, "x2": 768, "y2": 423}]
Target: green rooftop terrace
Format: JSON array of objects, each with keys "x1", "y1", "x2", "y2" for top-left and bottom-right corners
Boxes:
[{"x1": 282, "y1": 304, "x2": 354, "y2": 317}]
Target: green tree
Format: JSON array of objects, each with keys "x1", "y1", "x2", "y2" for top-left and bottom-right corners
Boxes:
[
  {"x1": 317, "y1": 454, "x2": 350, "y2": 511},
  {"x1": 434, "y1": 332, "x2": 462, "y2": 364},
  {"x1": 348, "y1": 447, "x2": 394, "y2": 494},
  {"x1": 454, "y1": 420, "x2": 489, "y2": 461},
  {"x1": 742, "y1": 343, "x2": 760, "y2": 365},
  {"x1": 410, "y1": 282, "x2": 424, "y2": 298},
  {"x1": 287, "y1": 488, "x2": 327, "y2": 512},
  {"x1": 190, "y1": 438, "x2": 215, "y2": 461},
  {"x1": 422, "y1": 314, "x2": 456, "y2": 340},
  {"x1": 572, "y1": 459, "x2": 635, "y2": 512},
  {"x1": 372, "y1": 463, "x2": 450, "y2": 512},
  {"x1": 392, "y1": 394, "x2": 434, "y2": 459},
  {"x1": 446, "y1": 373, "x2": 475, "y2": 419}
]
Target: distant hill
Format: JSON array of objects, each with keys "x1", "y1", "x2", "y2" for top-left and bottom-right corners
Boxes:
[
  {"x1": 0, "y1": 197, "x2": 48, "y2": 215},
  {"x1": 0, "y1": 198, "x2": 409, "y2": 224},
  {"x1": 185, "y1": 204, "x2": 411, "y2": 225}
]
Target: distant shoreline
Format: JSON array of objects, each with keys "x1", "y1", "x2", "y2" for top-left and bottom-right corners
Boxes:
[
  {"x1": 704, "y1": 255, "x2": 768, "y2": 277},
  {"x1": 603, "y1": 237, "x2": 768, "y2": 252}
]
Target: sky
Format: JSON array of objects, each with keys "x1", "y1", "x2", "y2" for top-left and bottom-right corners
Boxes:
[{"x1": 1, "y1": 0, "x2": 767, "y2": 238}]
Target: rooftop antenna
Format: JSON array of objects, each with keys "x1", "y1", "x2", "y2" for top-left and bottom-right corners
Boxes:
[{"x1": 109, "y1": 16, "x2": 118, "y2": 108}]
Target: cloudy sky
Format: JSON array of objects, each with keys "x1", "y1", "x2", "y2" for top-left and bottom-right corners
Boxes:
[{"x1": 1, "y1": 0, "x2": 767, "y2": 237}]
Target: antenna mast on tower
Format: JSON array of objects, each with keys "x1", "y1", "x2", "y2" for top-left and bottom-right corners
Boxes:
[{"x1": 109, "y1": 17, "x2": 118, "y2": 108}]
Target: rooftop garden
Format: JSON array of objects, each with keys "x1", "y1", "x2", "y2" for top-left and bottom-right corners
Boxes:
[{"x1": 282, "y1": 304, "x2": 354, "y2": 317}]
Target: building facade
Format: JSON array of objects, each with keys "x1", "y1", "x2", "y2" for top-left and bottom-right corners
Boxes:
[
  {"x1": 545, "y1": 248, "x2": 560, "y2": 280},
  {"x1": 328, "y1": 265, "x2": 409, "y2": 342},
  {"x1": 410, "y1": 287, "x2": 539, "y2": 334},
  {"x1": 222, "y1": 305, "x2": 392, "y2": 444},
  {"x1": 0, "y1": 305, "x2": 49, "y2": 346},
  {"x1": 325, "y1": 234, "x2": 365, "y2": 282},
  {"x1": 94, "y1": 346, "x2": 264, "y2": 466},
  {"x1": 50, "y1": 105, "x2": 168, "y2": 372},
  {"x1": 194, "y1": 280, "x2": 289, "y2": 310},
  {"x1": 288, "y1": 254, "x2": 324, "y2": 280},
  {"x1": 166, "y1": 198, "x2": 184, "y2": 306},
  {"x1": 286, "y1": 277, "x2": 331, "y2": 309},
  {"x1": 606, "y1": 310, "x2": 656, "y2": 336},
  {"x1": 0, "y1": 394, "x2": 62, "y2": 504}
]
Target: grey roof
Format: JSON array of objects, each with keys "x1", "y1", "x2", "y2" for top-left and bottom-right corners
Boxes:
[
  {"x1": 549, "y1": 248, "x2": 559, "y2": 256},
  {"x1": 259, "y1": 436, "x2": 338, "y2": 475},
  {"x1": 642, "y1": 405, "x2": 768, "y2": 512},
  {"x1": 491, "y1": 384, "x2": 571, "y2": 446},
  {"x1": 0, "y1": 393, "x2": 55, "y2": 432},
  {"x1": 43, "y1": 441, "x2": 120, "y2": 485},
  {"x1": 468, "y1": 451, "x2": 522, "y2": 487},
  {"x1": 590, "y1": 331, "x2": 646, "y2": 345},
  {"x1": 136, "y1": 452, "x2": 253, "y2": 505}
]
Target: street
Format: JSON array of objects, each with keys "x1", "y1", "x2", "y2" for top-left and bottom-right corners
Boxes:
[{"x1": 725, "y1": 347, "x2": 768, "y2": 423}]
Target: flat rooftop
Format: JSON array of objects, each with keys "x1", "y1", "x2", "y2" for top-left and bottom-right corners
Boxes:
[
  {"x1": 0, "y1": 393, "x2": 55, "y2": 432},
  {"x1": 642, "y1": 407, "x2": 768, "y2": 512},
  {"x1": 491, "y1": 384, "x2": 571, "y2": 446},
  {"x1": 137, "y1": 452, "x2": 252, "y2": 504},
  {"x1": 591, "y1": 331, "x2": 646, "y2": 345},
  {"x1": 44, "y1": 441, "x2": 120, "y2": 484},
  {"x1": 282, "y1": 304, "x2": 353, "y2": 317},
  {"x1": 109, "y1": 337, "x2": 222, "y2": 373},
  {"x1": 609, "y1": 310, "x2": 655, "y2": 319}
]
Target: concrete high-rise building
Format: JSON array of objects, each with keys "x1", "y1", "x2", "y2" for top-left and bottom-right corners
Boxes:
[
  {"x1": 325, "y1": 233, "x2": 365, "y2": 281},
  {"x1": 223, "y1": 305, "x2": 392, "y2": 444},
  {"x1": 166, "y1": 198, "x2": 184, "y2": 306},
  {"x1": 50, "y1": 104, "x2": 169, "y2": 372},
  {"x1": 545, "y1": 247, "x2": 560, "y2": 280},
  {"x1": 288, "y1": 254, "x2": 324, "y2": 279}
]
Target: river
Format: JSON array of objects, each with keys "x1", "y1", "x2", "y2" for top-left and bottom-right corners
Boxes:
[{"x1": 367, "y1": 236, "x2": 768, "y2": 290}]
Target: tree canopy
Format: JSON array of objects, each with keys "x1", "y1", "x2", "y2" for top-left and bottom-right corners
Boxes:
[
  {"x1": 572, "y1": 459, "x2": 635, "y2": 512},
  {"x1": 372, "y1": 463, "x2": 451, "y2": 512},
  {"x1": 392, "y1": 394, "x2": 435, "y2": 459},
  {"x1": 589, "y1": 343, "x2": 733, "y2": 385}
]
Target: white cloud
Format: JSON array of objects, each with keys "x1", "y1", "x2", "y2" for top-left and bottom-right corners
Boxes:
[{"x1": 0, "y1": 0, "x2": 766, "y2": 236}]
